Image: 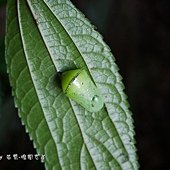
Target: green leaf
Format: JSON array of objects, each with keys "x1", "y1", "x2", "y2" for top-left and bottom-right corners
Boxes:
[{"x1": 6, "y1": 0, "x2": 138, "y2": 169}]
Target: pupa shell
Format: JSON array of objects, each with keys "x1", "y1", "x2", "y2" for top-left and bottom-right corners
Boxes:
[{"x1": 61, "y1": 69, "x2": 103, "y2": 112}]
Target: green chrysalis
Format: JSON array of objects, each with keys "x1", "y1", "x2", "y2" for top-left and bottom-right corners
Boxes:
[{"x1": 61, "y1": 69, "x2": 104, "y2": 112}]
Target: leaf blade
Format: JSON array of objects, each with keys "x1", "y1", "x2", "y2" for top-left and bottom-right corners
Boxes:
[
  {"x1": 5, "y1": 0, "x2": 60, "y2": 169},
  {"x1": 6, "y1": 0, "x2": 138, "y2": 169}
]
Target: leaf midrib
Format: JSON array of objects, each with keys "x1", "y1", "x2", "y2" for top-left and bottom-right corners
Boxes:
[{"x1": 17, "y1": 0, "x2": 62, "y2": 169}]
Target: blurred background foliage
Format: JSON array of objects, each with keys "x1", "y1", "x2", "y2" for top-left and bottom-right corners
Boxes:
[{"x1": 0, "y1": 0, "x2": 170, "y2": 169}]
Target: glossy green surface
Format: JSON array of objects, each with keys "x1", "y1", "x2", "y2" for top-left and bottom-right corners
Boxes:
[{"x1": 62, "y1": 69, "x2": 104, "y2": 112}]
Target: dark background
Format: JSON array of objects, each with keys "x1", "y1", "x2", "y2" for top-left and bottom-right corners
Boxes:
[{"x1": 0, "y1": 0, "x2": 170, "y2": 169}]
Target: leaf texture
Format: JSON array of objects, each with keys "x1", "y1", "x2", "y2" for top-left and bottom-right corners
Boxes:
[{"x1": 5, "y1": 0, "x2": 138, "y2": 169}]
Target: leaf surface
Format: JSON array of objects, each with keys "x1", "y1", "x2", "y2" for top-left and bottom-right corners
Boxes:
[{"x1": 6, "y1": 0, "x2": 138, "y2": 169}]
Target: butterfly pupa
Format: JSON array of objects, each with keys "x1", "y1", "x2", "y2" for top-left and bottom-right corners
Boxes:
[{"x1": 61, "y1": 69, "x2": 103, "y2": 112}]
